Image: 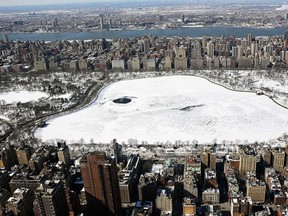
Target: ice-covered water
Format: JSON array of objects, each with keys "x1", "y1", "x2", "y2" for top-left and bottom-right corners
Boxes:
[{"x1": 34, "y1": 76, "x2": 288, "y2": 144}]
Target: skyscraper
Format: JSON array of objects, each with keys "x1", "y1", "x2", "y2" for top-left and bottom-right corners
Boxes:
[
  {"x1": 247, "y1": 33, "x2": 252, "y2": 46},
  {"x1": 16, "y1": 144, "x2": 34, "y2": 165},
  {"x1": 271, "y1": 149, "x2": 285, "y2": 172},
  {"x1": 181, "y1": 15, "x2": 185, "y2": 23},
  {"x1": 108, "y1": 18, "x2": 112, "y2": 29},
  {"x1": 100, "y1": 17, "x2": 104, "y2": 30},
  {"x1": 207, "y1": 41, "x2": 214, "y2": 58},
  {"x1": 112, "y1": 139, "x2": 122, "y2": 164},
  {"x1": 57, "y1": 142, "x2": 71, "y2": 166},
  {"x1": 34, "y1": 180, "x2": 69, "y2": 216},
  {"x1": 80, "y1": 152, "x2": 122, "y2": 216},
  {"x1": 6, "y1": 188, "x2": 34, "y2": 216},
  {"x1": 232, "y1": 46, "x2": 238, "y2": 58},
  {"x1": 241, "y1": 39, "x2": 248, "y2": 51},
  {"x1": 251, "y1": 42, "x2": 258, "y2": 57},
  {"x1": 237, "y1": 45, "x2": 243, "y2": 59},
  {"x1": 53, "y1": 18, "x2": 58, "y2": 27},
  {"x1": 174, "y1": 45, "x2": 187, "y2": 69},
  {"x1": 239, "y1": 153, "x2": 256, "y2": 178}
]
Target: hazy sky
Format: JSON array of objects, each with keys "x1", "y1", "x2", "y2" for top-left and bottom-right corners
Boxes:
[
  {"x1": 0, "y1": 0, "x2": 113, "y2": 7},
  {"x1": 1, "y1": 0, "x2": 103, "y2": 6},
  {"x1": 0, "y1": 0, "x2": 284, "y2": 6}
]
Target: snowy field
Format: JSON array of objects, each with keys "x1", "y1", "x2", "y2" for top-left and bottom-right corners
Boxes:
[
  {"x1": 0, "y1": 91, "x2": 49, "y2": 104},
  {"x1": 253, "y1": 79, "x2": 288, "y2": 94},
  {"x1": 34, "y1": 76, "x2": 288, "y2": 144}
]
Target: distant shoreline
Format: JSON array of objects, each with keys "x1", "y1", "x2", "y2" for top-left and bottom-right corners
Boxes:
[{"x1": 0, "y1": 1, "x2": 283, "y2": 11}]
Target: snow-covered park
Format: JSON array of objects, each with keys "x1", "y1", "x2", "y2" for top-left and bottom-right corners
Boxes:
[
  {"x1": 0, "y1": 91, "x2": 49, "y2": 104},
  {"x1": 34, "y1": 76, "x2": 288, "y2": 144}
]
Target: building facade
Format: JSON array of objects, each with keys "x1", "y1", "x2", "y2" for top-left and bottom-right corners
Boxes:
[{"x1": 80, "y1": 152, "x2": 122, "y2": 216}]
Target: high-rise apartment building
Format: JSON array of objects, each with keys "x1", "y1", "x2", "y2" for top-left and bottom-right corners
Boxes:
[
  {"x1": 251, "y1": 42, "x2": 258, "y2": 57},
  {"x1": 207, "y1": 41, "x2": 214, "y2": 58},
  {"x1": 174, "y1": 45, "x2": 187, "y2": 69},
  {"x1": 112, "y1": 139, "x2": 122, "y2": 164},
  {"x1": 100, "y1": 17, "x2": 104, "y2": 30},
  {"x1": 16, "y1": 144, "x2": 34, "y2": 165},
  {"x1": 232, "y1": 46, "x2": 238, "y2": 58},
  {"x1": 6, "y1": 188, "x2": 34, "y2": 216},
  {"x1": 0, "y1": 143, "x2": 18, "y2": 170},
  {"x1": 34, "y1": 180, "x2": 69, "y2": 216},
  {"x1": 237, "y1": 45, "x2": 244, "y2": 59},
  {"x1": 247, "y1": 33, "x2": 253, "y2": 46},
  {"x1": 239, "y1": 153, "x2": 256, "y2": 178},
  {"x1": 271, "y1": 149, "x2": 286, "y2": 172},
  {"x1": 57, "y1": 142, "x2": 71, "y2": 166},
  {"x1": 261, "y1": 149, "x2": 271, "y2": 167},
  {"x1": 241, "y1": 39, "x2": 248, "y2": 51},
  {"x1": 80, "y1": 152, "x2": 122, "y2": 216},
  {"x1": 246, "y1": 172, "x2": 266, "y2": 203}
]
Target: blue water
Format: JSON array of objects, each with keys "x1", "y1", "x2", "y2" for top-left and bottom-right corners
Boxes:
[{"x1": 6, "y1": 27, "x2": 288, "y2": 41}]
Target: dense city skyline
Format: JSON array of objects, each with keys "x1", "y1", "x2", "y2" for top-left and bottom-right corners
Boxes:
[{"x1": 1, "y1": 0, "x2": 288, "y2": 215}]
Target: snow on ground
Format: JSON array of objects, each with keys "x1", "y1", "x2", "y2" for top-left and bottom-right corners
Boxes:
[
  {"x1": 0, "y1": 115, "x2": 10, "y2": 121},
  {"x1": 34, "y1": 76, "x2": 288, "y2": 144},
  {"x1": 0, "y1": 123, "x2": 10, "y2": 136},
  {"x1": 51, "y1": 93, "x2": 72, "y2": 99},
  {"x1": 0, "y1": 91, "x2": 49, "y2": 104},
  {"x1": 253, "y1": 80, "x2": 288, "y2": 93}
]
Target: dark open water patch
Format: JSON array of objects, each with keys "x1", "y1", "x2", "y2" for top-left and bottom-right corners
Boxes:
[{"x1": 113, "y1": 97, "x2": 132, "y2": 104}]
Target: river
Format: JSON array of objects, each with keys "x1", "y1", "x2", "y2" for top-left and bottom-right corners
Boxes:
[{"x1": 6, "y1": 26, "x2": 288, "y2": 41}]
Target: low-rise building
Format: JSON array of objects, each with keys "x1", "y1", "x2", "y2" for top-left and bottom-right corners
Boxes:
[
  {"x1": 6, "y1": 188, "x2": 34, "y2": 216},
  {"x1": 155, "y1": 188, "x2": 173, "y2": 214},
  {"x1": 246, "y1": 172, "x2": 266, "y2": 203},
  {"x1": 202, "y1": 188, "x2": 220, "y2": 204},
  {"x1": 182, "y1": 197, "x2": 196, "y2": 216}
]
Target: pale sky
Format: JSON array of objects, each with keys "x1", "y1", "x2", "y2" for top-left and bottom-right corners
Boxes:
[
  {"x1": 0, "y1": 0, "x2": 111, "y2": 6},
  {"x1": 0, "y1": 0, "x2": 284, "y2": 7}
]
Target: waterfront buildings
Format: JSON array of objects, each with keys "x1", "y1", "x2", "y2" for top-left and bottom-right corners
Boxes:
[{"x1": 2, "y1": 33, "x2": 288, "y2": 74}]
